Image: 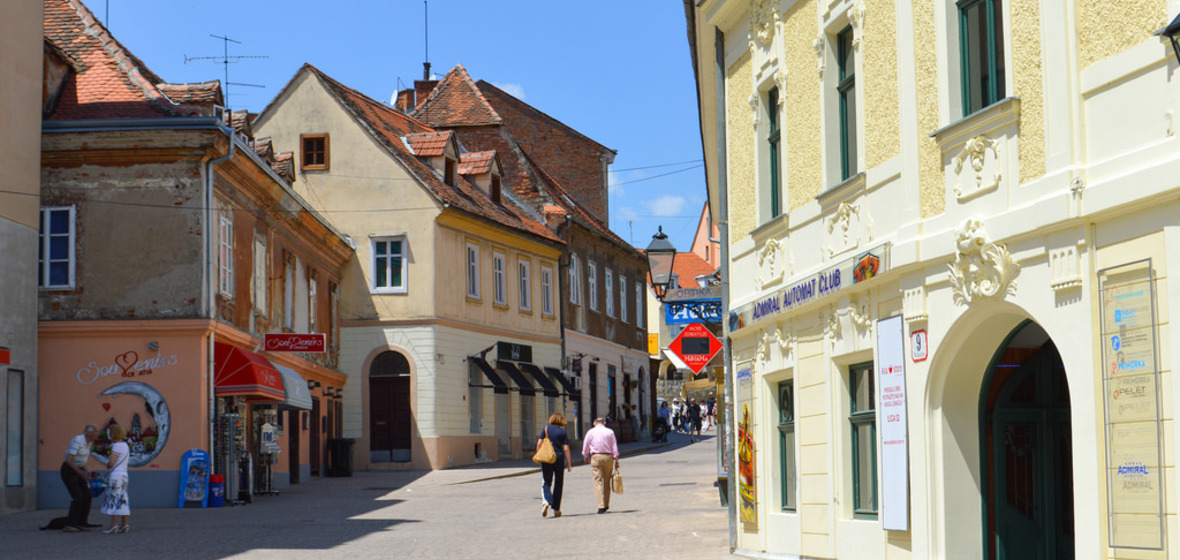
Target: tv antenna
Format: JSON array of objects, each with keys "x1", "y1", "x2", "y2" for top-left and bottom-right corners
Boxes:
[{"x1": 185, "y1": 34, "x2": 268, "y2": 111}]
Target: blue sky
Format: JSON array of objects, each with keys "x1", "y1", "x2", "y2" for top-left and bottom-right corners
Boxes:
[{"x1": 100, "y1": 0, "x2": 707, "y2": 251}]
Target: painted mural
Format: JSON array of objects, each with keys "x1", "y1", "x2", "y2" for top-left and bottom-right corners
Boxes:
[
  {"x1": 738, "y1": 403, "x2": 756, "y2": 524},
  {"x1": 91, "y1": 382, "x2": 171, "y2": 467}
]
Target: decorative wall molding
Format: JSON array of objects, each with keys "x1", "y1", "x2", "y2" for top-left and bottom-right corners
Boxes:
[
  {"x1": 755, "y1": 329, "x2": 771, "y2": 370},
  {"x1": 848, "y1": 2, "x2": 866, "y2": 51},
  {"x1": 757, "y1": 238, "x2": 786, "y2": 289},
  {"x1": 748, "y1": 93, "x2": 760, "y2": 129},
  {"x1": 824, "y1": 305, "x2": 840, "y2": 346},
  {"x1": 948, "y1": 219, "x2": 1020, "y2": 306},
  {"x1": 814, "y1": 35, "x2": 826, "y2": 77},
  {"x1": 774, "y1": 323, "x2": 795, "y2": 359},
  {"x1": 826, "y1": 201, "x2": 873, "y2": 258},
  {"x1": 1050, "y1": 246, "x2": 1083, "y2": 292},
  {"x1": 751, "y1": 0, "x2": 780, "y2": 47},
  {"x1": 952, "y1": 135, "x2": 1002, "y2": 201},
  {"x1": 775, "y1": 68, "x2": 788, "y2": 103},
  {"x1": 849, "y1": 294, "x2": 872, "y2": 332},
  {"x1": 903, "y1": 286, "x2": 928, "y2": 324}
]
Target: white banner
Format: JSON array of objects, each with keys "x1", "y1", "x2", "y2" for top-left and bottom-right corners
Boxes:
[{"x1": 877, "y1": 315, "x2": 909, "y2": 531}]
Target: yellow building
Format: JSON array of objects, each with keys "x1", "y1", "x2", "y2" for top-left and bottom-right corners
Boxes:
[
  {"x1": 254, "y1": 65, "x2": 566, "y2": 470},
  {"x1": 689, "y1": 0, "x2": 1180, "y2": 557}
]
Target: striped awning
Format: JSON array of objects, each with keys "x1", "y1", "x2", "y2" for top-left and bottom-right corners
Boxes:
[{"x1": 519, "y1": 363, "x2": 559, "y2": 397}]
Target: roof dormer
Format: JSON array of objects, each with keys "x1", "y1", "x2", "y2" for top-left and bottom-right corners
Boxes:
[
  {"x1": 404, "y1": 130, "x2": 460, "y2": 185},
  {"x1": 459, "y1": 150, "x2": 503, "y2": 205}
]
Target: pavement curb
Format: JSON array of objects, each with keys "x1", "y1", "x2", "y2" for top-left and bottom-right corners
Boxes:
[{"x1": 449, "y1": 441, "x2": 675, "y2": 485}]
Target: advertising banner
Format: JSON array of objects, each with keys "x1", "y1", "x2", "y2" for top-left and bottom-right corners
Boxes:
[{"x1": 876, "y1": 315, "x2": 909, "y2": 532}]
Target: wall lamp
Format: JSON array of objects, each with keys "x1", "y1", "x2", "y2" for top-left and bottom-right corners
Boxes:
[{"x1": 307, "y1": 379, "x2": 322, "y2": 390}]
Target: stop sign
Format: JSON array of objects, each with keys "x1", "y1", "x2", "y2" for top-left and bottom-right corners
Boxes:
[{"x1": 669, "y1": 322, "x2": 723, "y2": 374}]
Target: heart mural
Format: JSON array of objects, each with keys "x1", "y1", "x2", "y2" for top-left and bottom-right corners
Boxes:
[
  {"x1": 102, "y1": 403, "x2": 110, "y2": 411},
  {"x1": 114, "y1": 351, "x2": 139, "y2": 375}
]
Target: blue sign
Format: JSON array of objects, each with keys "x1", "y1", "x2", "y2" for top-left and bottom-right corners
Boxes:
[{"x1": 178, "y1": 448, "x2": 210, "y2": 508}]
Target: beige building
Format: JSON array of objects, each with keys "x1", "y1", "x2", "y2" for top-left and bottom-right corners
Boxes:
[
  {"x1": 690, "y1": 0, "x2": 1180, "y2": 558},
  {"x1": 0, "y1": 0, "x2": 43, "y2": 513},
  {"x1": 254, "y1": 65, "x2": 567, "y2": 469}
]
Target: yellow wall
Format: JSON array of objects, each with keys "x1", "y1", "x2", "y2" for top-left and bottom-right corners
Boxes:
[
  {"x1": 1012, "y1": 0, "x2": 1046, "y2": 182},
  {"x1": 1079, "y1": 0, "x2": 1166, "y2": 68},
  {"x1": 0, "y1": 0, "x2": 42, "y2": 229},
  {"x1": 728, "y1": 52, "x2": 756, "y2": 236},
  {"x1": 863, "y1": 0, "x2": 901, "y2": 170},
  {"x1": 913, "y1": 0, "x2": 944, "y2": 218},
  {"x1": 785, "y1": 0, "x2": 823, "y2": 211}
]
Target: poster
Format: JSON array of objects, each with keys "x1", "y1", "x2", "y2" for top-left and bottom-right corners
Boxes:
[
  {"x1": 1099, "y1": 260, "x2": 1163, "y2": 550},
  {"x1": 876, "y1": 315, "x2": 909, "y2": 531},
  {"x1": 177, "y1": 448, "x2": 209, "y2": 508},
  {"x1": 735, "y1": 362, "x2": 755, "y2": 525}
]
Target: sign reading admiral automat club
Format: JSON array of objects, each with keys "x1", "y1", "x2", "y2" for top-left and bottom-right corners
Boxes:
[
  {"x1": 728, "y1": 244, "x2": 889, "y2": 332},
  {"x1": 669, "y1": 323, "x2": 722, "y2": 375},
  {"x1": 264, "y1": 333, "x2": 326, "y2": 353}
]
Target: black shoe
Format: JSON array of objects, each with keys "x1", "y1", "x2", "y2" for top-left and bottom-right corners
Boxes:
[
  {"x1": 85, "y1": 522, "x2": 103, "y2": 528},
  {"x1": 597, "y1": 508, "x2": 606, "y2": 514}
]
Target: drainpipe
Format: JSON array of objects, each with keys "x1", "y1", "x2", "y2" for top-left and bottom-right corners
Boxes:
[
  {"x1": 205, "y1": 116, "x2": 235, "y2": 465},
  {"x1": 555, "y1": 215, "x2": 573, "y2": 437}
]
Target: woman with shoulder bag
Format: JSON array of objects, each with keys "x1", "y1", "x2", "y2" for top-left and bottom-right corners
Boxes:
[{"x1": 537, "y1": 413, "x2": 572, "y2": 518}]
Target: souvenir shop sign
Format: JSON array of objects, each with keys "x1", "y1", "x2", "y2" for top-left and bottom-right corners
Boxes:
[
  {"x1": 728, "y1": 244, "x2": 888, "y2": 332},
  {"x1": 1099, "y1": 259, "x2": 1164, "y2": 550},
  {"x1": 876, "y1": 315, "x2": 909, "y2": 532},
  {"x1": 264, "y1": 333, "x2": 326, "y2": 353}
]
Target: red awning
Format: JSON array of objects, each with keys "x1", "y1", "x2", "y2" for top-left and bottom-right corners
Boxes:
[{"x1": 214, "y1": 342, "x2": 285, "y2": 401}]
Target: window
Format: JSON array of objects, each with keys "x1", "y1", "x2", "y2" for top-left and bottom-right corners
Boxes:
[
  {"x1": 636, "y1": 283, "x2": 645, "y2": 328},
  {"x1": 300, "y1": 133, "x2": 329, "y2": 170},
  {"x1": 466, "y1": 243, "x2": 481, "y2": 300},
  {"x1": 569, "y1": 255, "x2": 581, "y2": 305},
  {"x1": 219, "y1": 214, "x2": 234, "y2": 296},
  {"x1": 588, "y1": 261, "x2": 599, "y2": 311},
  {"x1": 766, "y1": 86, "x2": 782, "y2": 218},
  {"x1": 445, "y1": 158, "x2": 457, "y2": 186},
  {"x1": 959, "y1": 0, "x2": 1006, "y2": 115},
  {"x1": 778, "y1": 380, "x2": 796, "y2": 511},
  {"x1": 619, "y1": 275, "x2": 628, "y2": 323},
  {"x1": 329, "y1": 282, "x2": 339, "y2": 348},
  {"x1": 283, "y1": 256, "x2": 295, "y2": 330},
  {"x1": 6, "y1": 370, "x2": 23, "y2": 486},
  {"x1": 518, "y1": 260, "x2": 531, "y2": 312},
  {"x1": 491, "y1": 175, "x2": 502, "y2": 205},
  {"x1": 372, "y1": 237, "x2": 407, "y2": 293},
  {"x1": 252, "y1": 234, "x2": 268, "y2": 313},
  {"x1": 493, "y1": 251, "x2": 507, "y2": 306},
  {"x1": 38, "y1": 206, "x2": 75, "y2": 289},
  {"x1": 307, "y1": 269, "x2": 318, "y2": 333},
  {"x1": 605, "y1": 268, "x2": 615, "y2": 318},
  {"x1": 541, "y1": 266, "x2": 554, "y2": 316},
  {"x1": 837, "y1": 26, "x2": 858, "y2": 181},
  {"x1": 849, "y1": 362, "x2": 877, "y2": 516}
]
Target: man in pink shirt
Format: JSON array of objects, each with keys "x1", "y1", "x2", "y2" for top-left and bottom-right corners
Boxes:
[{"x1": 582, "y1": 417, "x2": 619, "y2": 514}]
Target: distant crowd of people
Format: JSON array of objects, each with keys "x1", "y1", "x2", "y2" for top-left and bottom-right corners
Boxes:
[{"x1": 657, "y1": 394, "x2": 716, "y2": 443}]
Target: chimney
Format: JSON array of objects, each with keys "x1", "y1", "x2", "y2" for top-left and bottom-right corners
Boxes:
[
  {"x1": 395, "y1": 89, "x2": 416, "y2": 113},
  {"x1": 414, "y1": 80, "x2": 439, "y2": 108}
]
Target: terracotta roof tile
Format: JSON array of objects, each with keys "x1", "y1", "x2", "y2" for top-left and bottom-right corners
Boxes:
[
  {"x1": 410, "y1": 64, "x2": 501, "y2": 127},
  {"x1": 458, "y1": 150, "x2": 496, "y2": 175},
  {"x1": 404, "y1": 130, "x2": 452, "y2": 157},
  {"x1": 302, "y1": 65, "x2": 561, "y2": 245},
  {"x1": 43, "y1": 0, "x2": 221, "y2": 120},
  {"x1": 671, "y1": 252, "x2": 717, "y2": 286}
]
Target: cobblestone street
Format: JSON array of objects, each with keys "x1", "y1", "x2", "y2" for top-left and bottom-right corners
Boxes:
[{"x1": 2, "y1": 431, "x2": 730, "y2": 559}]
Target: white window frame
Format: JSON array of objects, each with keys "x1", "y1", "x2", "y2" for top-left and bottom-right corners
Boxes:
[
  {"x1": 541, "y1": 265, "x2": 554, "y2": 317},
  {"x1": 636, "y1": 283, "x2": 645, "y2": 328},
  {"x1": 466, "y1": 242, "x2": 481, "y2": 300},
  {"x1": 252, "y1": 233, "x2": 268, "y2": 313},
  {"x1": 38, "y1": 205, "x2": 76, "y2": 290},
  {"x1": 569, "y1": 254, "x2": 581, "y2": 305},
  {"x1": 588, "y1": 260, "x2": 599, "y2": 311},
  {"x1": 283, "y1": 257, "x2": 295, "y2": 330},
  {"x1": 605, "y1": 268, "x2": 615, "y2": 318},
  {"x1": 493, "y1": 251, "x2": 507, "y2": 306},
  {"x1": 372, "y1": 236, "x2": 408, "y2": 294},
  {"x1": 518, "y1": 259, "x2": 532, "y2": 312},
  {"x1": 219, "y1": 214, "x2": 234, "y2": 296},
  {"x1": 619, "y1": 275, "x2": 628, "y2": 323}
]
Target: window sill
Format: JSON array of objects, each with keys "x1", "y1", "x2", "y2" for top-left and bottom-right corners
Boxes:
[
  {"x1": 372, "y1": 288, "x2": 408, "y2": 295},
  {"x1": 816, "y1": 172, "x2": 866, "y2": 205},
  {"x1": 930, "y1": 97, "x2": 1021, "y2": 202},
  {"x1": 493, "y1": 302, "x2": 509, "y2": 310},
  {"x1": 750, "y1": 212, "x2": 790, "y2": 243},
  {"x1": 466, "y1": 296, "x2": 481, "y2": 303},
  {"x1": 519, "y1": 308, "x2": 534, "y2": 316},
  {"x1": 930, "y1": 96, "x2": 1021, "y2": 149}
]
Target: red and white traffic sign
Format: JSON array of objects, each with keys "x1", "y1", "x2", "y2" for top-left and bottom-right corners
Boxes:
[{"x1": 669, "y1": 323, "x2": 723, "y2": 374}]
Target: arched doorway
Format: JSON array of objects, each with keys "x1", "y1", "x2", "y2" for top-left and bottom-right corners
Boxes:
[
  {"x1": 981, "y1": 322, "x2": 1074, "y2": 559},
  {"x1": 369, "y1": 351, "x2": 412, "y2": 463}
]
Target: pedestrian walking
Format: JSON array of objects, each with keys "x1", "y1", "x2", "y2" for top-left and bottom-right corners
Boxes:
[
  {"x1": 686, "y1": 398, "x2": 702, "y2": 442},
  {"x1": 581, "y1": 417, "x2": 619, "y2": 514},
  {"x1": 538, "y1": 413, "x2": 572, "y2": 518},
  {"x1": 57, "y1": 423, "x2": 101, "y2": 532},
  {"x1": 672, "y1": 398, "x2": 683, "y2": 432},
  {"x1": 101, "y1": 424, "x2": 131, "y2": 534}
]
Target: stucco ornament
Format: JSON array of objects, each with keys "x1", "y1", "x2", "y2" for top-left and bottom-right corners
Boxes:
[
  {"x1": 813, "y1": 35, "x2": 826, "y2": 77},
  {"x1": 826, "y1": 201, "x2": 872, "y2": 258},
  {"x1": 774, "y1": 323, "x2": 795, "y2": 359},
  {"x1": 824, "y1": 305, "x2": 841, "y2": 346},
  {"x1": 948, "y1": 219, "x2": 1020, "y2": 306},
  {"x1": 849, "y1": 294, "x2": 872, "y2": 332},
  {"x1": 751, "y1": 0, "x2": 780, "y2": 47},
  {"x1": 757, "y1": 238, "x2": 786, "y2": 289},
  {"x1": 755, "y1": 329, "x2": 771, "y2": 370},
  {"x1": 774, "y1": 68, "x2": 788, "y2": 104},
  {"x1": 748, "y1": 93, "x2": 760, "y2": 129},
  {"x1": 953, "y1": 135, "x2": 1001, "y2": 199},
  {"x1": 848, "y1": 2, "x2": 866, "y2": 51}
]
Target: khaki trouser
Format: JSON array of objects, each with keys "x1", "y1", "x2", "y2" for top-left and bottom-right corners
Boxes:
[{"x1": 590, "y1": 454, "x2": 614, "y2": 509}]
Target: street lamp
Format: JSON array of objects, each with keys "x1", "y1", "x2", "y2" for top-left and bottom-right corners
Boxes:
[
  {"x1": 1164, "y1": 12, "x2": 1180, "y2": 65},
  {"x1": 645, "y1": 226, "x2": 677, "y2": 300}
]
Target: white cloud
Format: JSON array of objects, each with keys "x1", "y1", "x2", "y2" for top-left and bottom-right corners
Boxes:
[
  {"x1": 643, "y1": 195, "x2": 687, "y2": 217},
  {"x1": 492, "y1": 82, "x2": 526, "y2": 101},
  {"x1": 608, "y1": 170, "x2": 624, "y2": 196}
]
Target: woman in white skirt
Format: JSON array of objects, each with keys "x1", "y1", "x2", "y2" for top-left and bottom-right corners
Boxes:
[{"x1": 101, "y1": 424, "x2": 131, "y2": 534}]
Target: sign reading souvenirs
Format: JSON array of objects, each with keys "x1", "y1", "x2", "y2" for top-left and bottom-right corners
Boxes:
[
  {"x1": 669, "y1": 323, "x2": 722, "y2": 375},
  {"x1": 264, "y1": 333, "x2": 326, "y2": 353},
  {"x1": 1098, "y1": 259, "x2": 1164, "y2": 550},
  {"x1": 728, "y1": 245, "x2": 887, "y2": 332},
  {"x1": 876, "y1": 315, "x2": 909, "y2": 532}
]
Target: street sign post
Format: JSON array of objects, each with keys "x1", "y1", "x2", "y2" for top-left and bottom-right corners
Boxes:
[{"x1": 669, "y1": 322, "x2": 723, "y2": 375}]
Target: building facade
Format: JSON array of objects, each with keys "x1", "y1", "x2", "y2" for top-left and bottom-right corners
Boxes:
[
  {"x1": 0, "y1": 0, "x2": 44, "y2": 514},
  {"x1": 254, "y1": 65, "x2": 567, "y2": 470},
  {"x1": 690, "y1": 0, "x2": 1180, "y2": 558}
]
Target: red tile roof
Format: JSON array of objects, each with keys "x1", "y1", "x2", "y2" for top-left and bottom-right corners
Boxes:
[
  {"x1": 671, "y1": 252, "x2": 718, "y2": 286},
  {"x1": 43, "y1": 0, "x2": 221, "y2": 119},
  {"x1": 410, "y1": 65, "x2": 501, "y2": 127},
  {"x1": 404, "y1": 131, "x2": 453, "y2": 157},
  {"x1": 458, "y1": 150, "x2": 497, "y2": 175},
  {"x1": 300, "y1": 64, "x2": 561, "y2": 245}
]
